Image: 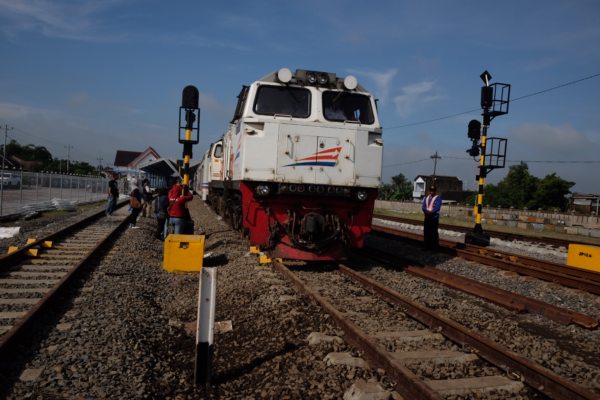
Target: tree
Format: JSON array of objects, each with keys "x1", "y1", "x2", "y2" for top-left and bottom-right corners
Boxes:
[
  {"x1": 379, "y1": 174, "x2": 413, "y2": 201},
  {"x1": 530, "y1": 173, "x2": 574, "y2": 211},
  {"x1": 483, "y1": 162, "x2": 574, "y2": 211}
]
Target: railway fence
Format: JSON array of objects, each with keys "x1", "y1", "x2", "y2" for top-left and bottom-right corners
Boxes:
[
  {"x1": 0, "y1": 170, "x2": 120, "y2": 218},
  {"x1": 376, "y1": 200, "x2": 600, "y2": 238}
]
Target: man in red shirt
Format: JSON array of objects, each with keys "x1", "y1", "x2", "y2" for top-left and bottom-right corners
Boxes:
[{"x1": 168, "y1": 181, "x2": 194, "y2": 234}]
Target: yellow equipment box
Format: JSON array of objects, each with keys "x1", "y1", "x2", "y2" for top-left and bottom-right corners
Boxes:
[
  {"x1": 567, "y1": 243, "x2": 600, "y2": 272},
  {"x1": 163, "y1": 234, "x2": 205, "y2": 273}
]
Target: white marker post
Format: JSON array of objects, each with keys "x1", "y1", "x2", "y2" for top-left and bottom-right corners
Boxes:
[{"x1": 194, "y1": 267, "x2": 216, "y2": 385}]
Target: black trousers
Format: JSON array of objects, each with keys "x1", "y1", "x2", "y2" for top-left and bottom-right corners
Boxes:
[
  {"x1": 423, "y1": 214, "x2": 439, "y2": 249},
  {"x1": 129, "y1": 207, "x2": 142, "y2": 226}
]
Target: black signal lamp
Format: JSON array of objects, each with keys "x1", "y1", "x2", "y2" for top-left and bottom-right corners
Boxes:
[
  {"x1": 182, "y1": 85, "x2": 199, "y2": 109},
  {"x1": 481, "y1": 86, "x2": 493, "y2": 108},
  {"x1": 467, "y1": 143, "x2": 480, "y2": 157},
  {"x1": 178, "y1": 85, "x2": 200, "y2": 145},
  {"x1": 468, "y1": 119, "x2": 481, "y2": 140}
]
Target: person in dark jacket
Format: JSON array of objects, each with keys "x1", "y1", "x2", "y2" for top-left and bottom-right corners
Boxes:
[
  {"x1": 422, "y1": 185, "x2": 442, "y2": 250},
  {"x1": 128, "y1": 178, "x2": 142, "y2": 229},
  {"x1": 141, "y1": 178, "x2": 153, "y2": 217},
  {"x1": 153, "y1": 188, "x2": 169, "y2": 240},
  {"x1": 105, "y1": 174, "x2": 119, "y2": 216}
]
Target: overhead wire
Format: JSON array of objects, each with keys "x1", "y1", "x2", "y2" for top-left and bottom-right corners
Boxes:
[{"x1": 384, "y1": 72, "x2": 600, "y2": 131}]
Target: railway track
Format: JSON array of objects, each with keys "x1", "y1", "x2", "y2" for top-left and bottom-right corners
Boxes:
[
  {"x1": 373, "y1": 213, "x2": 595, "y2": 249},
  {"x1": 360, "y1": 246, "x2": 598, "y2": 329},
  {"x1": 372, "y1": 223, "x2": 600, "y2": 296},
  {"x1": 273, "y1": 260, "x2": 598, "y2": 399},
  {"x1": 0, "y1": 203, "x2": 129, "y2": 360}
]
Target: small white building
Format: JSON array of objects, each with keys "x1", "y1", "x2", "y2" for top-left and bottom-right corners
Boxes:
[{"x1": 412, "y1": 175, "x2": 463, "y2": 200}]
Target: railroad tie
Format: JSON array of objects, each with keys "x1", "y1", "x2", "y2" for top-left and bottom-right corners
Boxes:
[
  {"x1": 425, "y1": 376, "x2": 524, "y2": 397},
  {"x1": 371, "y1": 330, "x2": 444, "y2": 343},
  {"x1": 391, "y1": 350, "x2": 478, "y2": 365}
]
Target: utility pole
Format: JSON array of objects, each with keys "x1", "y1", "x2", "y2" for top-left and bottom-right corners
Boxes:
[
  {"x1": 430, "y1": 151, "x2": 441, "y2": 178},
  {"x1": 96, "y1": 157, "x2": 103, "y2": 171},
  {"x1": 1, "y1": 124, "x2": 14, "y2": 216},
  {"x1": 65, "y1": 145, "x2": 74, "y2": 174}
]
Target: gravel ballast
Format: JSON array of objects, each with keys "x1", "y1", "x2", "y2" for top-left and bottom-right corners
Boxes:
[
  {"x1": 2, "y1": 198, "x2": 598, "y2": 398},
  {"x1": 2, "y1": 198, "x2": 390, "y2": 399}
]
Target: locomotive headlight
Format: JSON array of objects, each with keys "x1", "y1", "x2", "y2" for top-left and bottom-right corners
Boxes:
[
  {"x1": 318, "y1": 74, "x2": 329, "y2": 85},
  {"x1": 255, "y1": 185, "x2": 270, "y2": 196},
  {"x1": 355, "y1": 189, "x2": 368, "y2": 201},
  {"x1": 344, "y1": 75, "x2": 358, "y2": 90},
  {"x1": 277, "y1": 68, "x2": 292, "y2": 83},
  {"x1": 307, "y1": 72, "x2": 317, "y2": 85}
]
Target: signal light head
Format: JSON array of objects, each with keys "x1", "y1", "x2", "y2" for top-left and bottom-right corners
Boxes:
[
  {"x1": 467, "y1": 119, "x2": 481, "y2": 140},
  {"x1": 467, "y1": 144, "x2": 480, "y2": 157}
]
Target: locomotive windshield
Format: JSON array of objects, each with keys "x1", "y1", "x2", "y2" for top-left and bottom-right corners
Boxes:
[
  {"x1": 253, "y1": 86, "x2": 311, "y2": 118},
  {"x1": 322, "y1": 91, "x2": 374, "y2": 124}
]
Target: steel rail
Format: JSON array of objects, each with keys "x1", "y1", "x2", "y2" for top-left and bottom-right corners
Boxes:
[
  {"x1": 272, "y1": 260, "x2": 443, "y2": 400},
  {"x1": 361, "y1": 245, "x2": 598, "y2": 328},
  {"x1": 405, "y1": 266, "x2": 598, "y2": 329},
  {"x1": 372, "y1": 225, "x2": 600, "y2": 295},
  {"x1": 0, "y1": 204, "x2": 130, "y2": 361},
  {"x1": 0, "y1": 200, "x2": 128, "y2": 268},
  {"x1": 338, "y1": 264, "x2": 599, "y2": 400},
  {"x1": 373, "y1": 213, "x2": 595, "y2": 248}
]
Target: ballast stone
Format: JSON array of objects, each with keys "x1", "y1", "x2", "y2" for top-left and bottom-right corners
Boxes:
[
  {"x1": 343, "y1": 380, "x2": 392, "y2": 400},
  {"x1": 307, "y1": 332, "x2": 343, "y2": 346},
  {"x1": 324, "y1": 352, "x2": 367, "y2": 368}
]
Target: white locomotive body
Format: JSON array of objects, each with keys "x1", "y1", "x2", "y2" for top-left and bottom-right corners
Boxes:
[{"x1": 206, "y1": 68, "x2": 383, "y2": 260}]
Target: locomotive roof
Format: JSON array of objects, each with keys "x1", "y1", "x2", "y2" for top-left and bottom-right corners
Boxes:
[{"x1": 258, "y1": 69, "x2": 369, "y2": 93}]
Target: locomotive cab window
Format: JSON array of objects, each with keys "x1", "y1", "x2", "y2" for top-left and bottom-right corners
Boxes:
[
  {"x1": 322, "y1": 91, "x2": 374, "y2": 124},
  {"x1": 253, "y1": 86, "x2": 311, "y2": 118},
  {"x1": 213, "y1": 143, "x2": 223, "y2": 158}
]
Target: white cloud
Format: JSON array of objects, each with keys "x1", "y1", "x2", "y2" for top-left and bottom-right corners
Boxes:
[
  {"x1": 0, "y1": 0, "x2": 127, "y2": 42},
  {"x1": 509, "y1": 123, "x2": 597, "y2": 154},
  {"x1": 347, "y1": 68, "x2": 397, "y2": 102},
  {"x1": 393, "y1": 81, "x2": 441, "y2": 118}
]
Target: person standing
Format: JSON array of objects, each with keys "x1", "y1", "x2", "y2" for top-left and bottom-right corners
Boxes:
[
  {"x1": 105, "y1": 174, "x2": 119, "y2": 216},
  {"x1": 141, "y1": 178, "x2": 153, "y2": 217},
  {"x1": 422, "y1": 185, "x2": 442, "y2": 250},
  {"x1": 153, "y1": 187, "x2": 169, "y2": 240},
  {"x1": 168, "y1": 183, "x2": 194, "y2": 234},
  {"x1": 128, "y1": 178, "x2": 143, "y2": 229}
]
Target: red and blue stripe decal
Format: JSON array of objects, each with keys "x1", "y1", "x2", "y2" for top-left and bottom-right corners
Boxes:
[{"x1": 284, "y1": 146, "x2": 342, "y2": 167}]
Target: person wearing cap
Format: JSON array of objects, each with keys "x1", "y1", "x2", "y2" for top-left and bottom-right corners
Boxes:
[{"x1": 422, "y1": 184, "x2": 442, "y2": 250}]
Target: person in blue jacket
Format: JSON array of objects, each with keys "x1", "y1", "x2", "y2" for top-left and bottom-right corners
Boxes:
[{"x1": 422, "y1": 185, "x2": 442, "y2": 250}]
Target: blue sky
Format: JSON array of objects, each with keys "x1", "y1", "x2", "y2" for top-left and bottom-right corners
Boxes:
[{"x1": 0, "y1": 0, "x2": 599, "y2": 193}]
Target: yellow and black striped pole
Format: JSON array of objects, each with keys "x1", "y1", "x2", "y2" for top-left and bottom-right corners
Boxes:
[
  {"x1": 466, "y1": 72, "x2": 493, "y2": 246},
  {"x1": 473, "y1": 122, "x2": 488, "y2": 236}
]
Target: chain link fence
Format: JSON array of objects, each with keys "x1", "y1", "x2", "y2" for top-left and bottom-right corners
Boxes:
[{"x1": 0, "y1": 170, "x2": 121, "y2": 217}]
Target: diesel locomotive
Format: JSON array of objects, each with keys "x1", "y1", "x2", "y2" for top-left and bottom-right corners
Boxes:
[{"x1": 197, "y1": 68, "x2": 383, "y2": 260}]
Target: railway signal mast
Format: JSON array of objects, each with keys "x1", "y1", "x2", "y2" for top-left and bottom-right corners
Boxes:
[
  {"x1": 465, "y1": 71, "x2": 510, "y2": 246},
  {"x1": 179, "y1": 85, "x2": 200, "y2": 187}
]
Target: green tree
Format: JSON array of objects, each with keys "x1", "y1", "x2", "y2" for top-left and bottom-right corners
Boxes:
[
  {"x1": 379, "y1": 173, "x2": 413, "y2": 201},
  {"x1": 483, "y1": 162, "x2": 574, "y2": 211},
  {"x1": 501, "y1": 162, "x2": 539, "y2": 208},
  {"x1": 530, "y1": 173, "x2": 574, "y2": 211}
]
